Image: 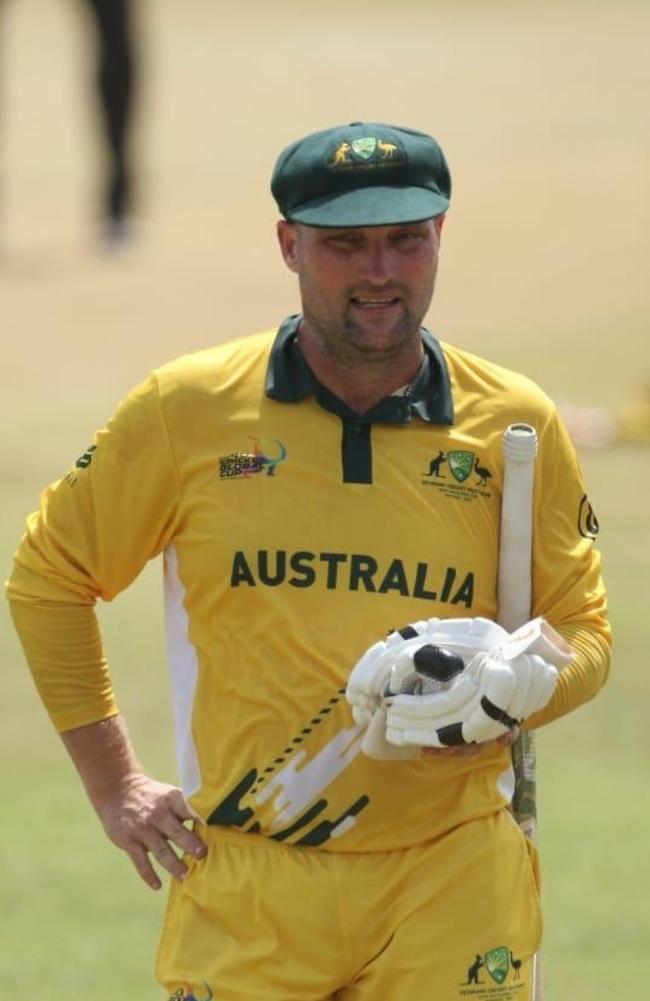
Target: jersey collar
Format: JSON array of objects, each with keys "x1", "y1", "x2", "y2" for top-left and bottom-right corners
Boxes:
[{"x1": 265, "y1": 314, "x2": 454, "y2": 425}]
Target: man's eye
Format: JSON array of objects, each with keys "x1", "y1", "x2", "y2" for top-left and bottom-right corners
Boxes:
[
  {"x1": 327, "y1": 234, "x2": 362, "y2": 249},
  {"x1": 394, "y1": 231, "x2": 422, "y2": 246}
]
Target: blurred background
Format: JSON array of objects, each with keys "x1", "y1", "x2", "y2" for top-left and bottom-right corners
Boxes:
[{"x1": 1, "y1": 0, "x2": 648, "y2": 997}]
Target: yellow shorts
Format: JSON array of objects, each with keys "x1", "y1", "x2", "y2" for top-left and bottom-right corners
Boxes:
[{"x1": 156, "y1": 809, "x2": 542, "y2": 1001}]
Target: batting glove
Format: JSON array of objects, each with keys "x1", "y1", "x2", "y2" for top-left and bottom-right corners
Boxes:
[
  {"x1": 385, "y1": 648, "x2": 558, "y2": 748},
  {"x1": 346, "y1": 619, "x2": 436, "y2": 728},
  {"x1": 346, "y1": 616, "x2": 508, "y2": 726}
]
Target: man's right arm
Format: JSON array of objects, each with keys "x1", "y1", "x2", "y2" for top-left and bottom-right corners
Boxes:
[
  {"x1": 60, "y1": 714, "x2": 206, "y2": 890},
  {"x1": 6, "y1": 374, "x2": 205, "y2": 886}
]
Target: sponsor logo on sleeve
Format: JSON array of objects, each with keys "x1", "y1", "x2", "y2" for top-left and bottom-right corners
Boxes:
[
  {"x1": 578, "y1": 495, "x2": 599, "y2": 539},
  {"x1": 64, "y1": 444, "x2": 97, "y2": 486}
]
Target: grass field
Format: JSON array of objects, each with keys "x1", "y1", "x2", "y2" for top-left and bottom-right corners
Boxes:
[{"x1": 1, "y1": 1, "x2": 649, "y2": 998}]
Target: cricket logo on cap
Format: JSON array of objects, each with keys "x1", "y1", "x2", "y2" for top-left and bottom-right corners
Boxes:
[
  {"x1": 351, "y1": 137, "x2": 377, "y2": 160},
  {"x1": 329, "y1": 136, "x2": 406, "y2": 170}
]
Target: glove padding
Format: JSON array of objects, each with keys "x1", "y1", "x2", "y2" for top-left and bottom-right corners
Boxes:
[
  {"x1": 385, "y1": 649, "x2": 558, "y2": 748},
  {"x1": 346, "y1": 616, "x2": 569, "y2": 757},
  {"x1": 346, "y1": 617, "x2": 505, "y2": 727}
]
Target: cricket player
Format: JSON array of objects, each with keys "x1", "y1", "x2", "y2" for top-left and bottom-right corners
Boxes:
[{"x1": 7, "y1": 122, "x2": 611, "y2": 1000}]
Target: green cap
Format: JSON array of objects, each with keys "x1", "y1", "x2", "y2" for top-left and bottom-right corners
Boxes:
[{"x1": 271, "y1": 121, "x2": 451, "y2": 228}]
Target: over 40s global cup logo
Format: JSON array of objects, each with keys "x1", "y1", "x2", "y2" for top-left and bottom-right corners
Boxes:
[
  {"x1": 219, "y1": 437, "x2": 287, "y2": 479},
  {"x1": 167, "y1": 982, "x2": 212, "y2": 1001}
]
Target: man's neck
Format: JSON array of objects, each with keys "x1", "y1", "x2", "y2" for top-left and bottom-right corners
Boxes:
[{"x1": 297, "y1": 325, "x2": 424, "y2": 416}]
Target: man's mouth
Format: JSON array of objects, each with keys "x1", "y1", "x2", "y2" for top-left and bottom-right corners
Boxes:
[{"x1": 350, "y1": 296, "x2": 401, "y2": 310}]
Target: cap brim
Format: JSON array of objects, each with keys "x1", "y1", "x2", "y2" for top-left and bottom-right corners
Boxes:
[{"x1": 286, "y1": 185, "x2": 449, "y2": 228}]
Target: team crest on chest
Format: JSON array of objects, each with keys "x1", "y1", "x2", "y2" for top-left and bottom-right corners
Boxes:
[{"x1": 421, "y1": 447, "x2": 495, "y2": 502}]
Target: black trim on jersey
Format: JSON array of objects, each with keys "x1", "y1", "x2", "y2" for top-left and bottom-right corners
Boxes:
[
  {"x1": 265, "y1": 315, "x2": 454, "y2": 484},
  {"x1": 265, "y1": 315, "x2": 454, "y2": 426},
  {"x1": 341, "y1": 420, "x2": 372, "y2": 483}
]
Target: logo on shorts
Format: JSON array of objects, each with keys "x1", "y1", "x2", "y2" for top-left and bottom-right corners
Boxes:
[
  {"x1": 219, "y1": 436, "x2": 287, "y2": 479},
  {"x1": 459, "y1": 946, "x2": 524, "y2": 997},
  {"x1": 421, "y1": 448, "x2": 494, "y2": 503},
  {"x1": 167, "y1": 982, "x2": 213, "y2": 1001}
]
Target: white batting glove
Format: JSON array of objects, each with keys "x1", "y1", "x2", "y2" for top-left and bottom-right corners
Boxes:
[
  {"x1": 347, "y1": 617, "x2": 513, "y2": 759},
  {"x1": 346, "y1": 617, "x2": 511, "y2": 722},
  {"x1": 346, "y1": 619, "x2": 436, "y2": 728},
  {"x1": 385, "y1": 649, "x2": 558, "y2": 748}
]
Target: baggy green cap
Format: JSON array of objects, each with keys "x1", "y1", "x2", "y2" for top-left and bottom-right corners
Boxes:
[{"x1": 271, "y1": 121, "x2": 451, "y2": 228}]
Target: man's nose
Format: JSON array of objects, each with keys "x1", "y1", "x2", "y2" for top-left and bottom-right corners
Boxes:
[{"x1": 359, "y1": 242, "x2": 395, "y2": 284}]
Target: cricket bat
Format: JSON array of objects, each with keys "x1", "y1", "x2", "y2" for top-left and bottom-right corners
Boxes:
[{"x1": 497, "y1": 422, "x2": 543, "y2": 1000}]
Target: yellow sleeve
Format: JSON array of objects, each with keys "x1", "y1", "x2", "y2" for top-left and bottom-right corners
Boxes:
[
  {"x1": 525, "y1": 407, "x2": 611, "y2": 729},
  {"x1": 6, "y1": 374, "x2": 180, "y2": 731}
]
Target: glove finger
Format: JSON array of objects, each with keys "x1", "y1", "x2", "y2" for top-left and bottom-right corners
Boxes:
[
  {"x1": 427, "y1": 617, "x2": 508, "y2": 657},
  {"x1": 386, "y1": 725, "x2": 445, "y2": 748},
  {"x1": 346, "y1": 639, "x2": 386, "y2": 699},
  {"x1": 386, "y1": 675, "x2": 478, "y2": 720},
  {"x1": 386, "y1": 691, "x2": 481, "y2": 738},
  {"x1": 352, "y1": 705, "x2": 373, "y2": 728},
  {"x1": 463, "y1": 707, "x2": 509, "y2": 744},
  {"x1": 387, "y1": 621, "x2": 430, "y2": 644},
  {"x1": 526, "y1": 658, "x2": 558, "y2": 713},
  {"x1": 503, "y1": 656, "x2": 534, "y2": 720},
  {"x1": 478, "y1": 659, "x2": 519, "y2": 727}
]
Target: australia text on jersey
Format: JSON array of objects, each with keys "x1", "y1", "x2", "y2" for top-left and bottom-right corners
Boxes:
[{"x1": 231, "y1": 549, "x2": 475, "y2": 607}]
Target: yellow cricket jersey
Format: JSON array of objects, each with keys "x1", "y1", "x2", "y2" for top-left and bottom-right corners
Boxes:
[{"x1": 7, "y1": 317, "x2": 611, "y2": 852}]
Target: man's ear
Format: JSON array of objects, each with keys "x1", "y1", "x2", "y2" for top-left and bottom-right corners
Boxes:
[
  {"x1": 434, "y1": 213, "x2": 446, "y2": 237},
  {"x1": 277, "y1": 221, "x2": 299, "y2": 273}
]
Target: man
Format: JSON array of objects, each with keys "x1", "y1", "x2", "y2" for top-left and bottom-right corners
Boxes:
[
  {"x1": 84, "y1": 0, "x2": 138, "y2": 243},
  {"x1": 7, "y1": 122, "x2": 611, "y2": 1000},
  {"x1": 0, "y1": 0, "x2": 137, "y2": 244}
]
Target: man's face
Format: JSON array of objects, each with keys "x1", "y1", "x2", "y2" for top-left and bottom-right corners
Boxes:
[{"x1": 277, "y1": 217, "x2": 444, "y2": 364}]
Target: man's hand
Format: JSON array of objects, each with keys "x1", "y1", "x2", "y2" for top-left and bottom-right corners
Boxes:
[
  {"x1": 96, "y1": 773, "x2": 207, "y2": 890},
  {"x1": 60, "y1": 714, "x2": 206, "y2": 890}
]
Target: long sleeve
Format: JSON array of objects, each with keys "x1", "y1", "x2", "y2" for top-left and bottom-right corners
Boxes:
[
  {"x1": 6, "y1": 374, "x2": 180, "y2": 731},
  {"x1": 525, "y1": 407, "x2": 611, "y2": 729}
]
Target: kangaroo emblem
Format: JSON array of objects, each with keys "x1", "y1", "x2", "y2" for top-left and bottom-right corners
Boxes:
[
  {"x1": 333, "y1": 141, "x2": 351, "y2": 164},
  {"x1": 467, "y1": 955, "x2": 484, "y2": 984},
  {"x1": 424, "y1": 450, "x2": 447, "y2": 477},
  {"x1": 378, "y1": 139, "x2": 399, "y2": 158}
]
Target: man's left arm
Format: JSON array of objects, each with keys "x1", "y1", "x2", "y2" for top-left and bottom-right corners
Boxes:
[{"x1": 524, "y1": 407, "x2": 612, "y2": 730}]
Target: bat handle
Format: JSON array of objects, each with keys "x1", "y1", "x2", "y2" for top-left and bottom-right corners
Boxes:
[{"x1": 502, "y1": 422, "x2": 538, "y2": 462}]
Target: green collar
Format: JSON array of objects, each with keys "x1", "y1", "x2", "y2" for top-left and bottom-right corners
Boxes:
[{"x1": 265, "y1": 314, "x2": 454, "y2": 425}]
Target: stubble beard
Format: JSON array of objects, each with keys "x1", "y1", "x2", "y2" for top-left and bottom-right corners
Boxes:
[{"x1": 302, "y1": 294, "x2": 427, "y2": 369}]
